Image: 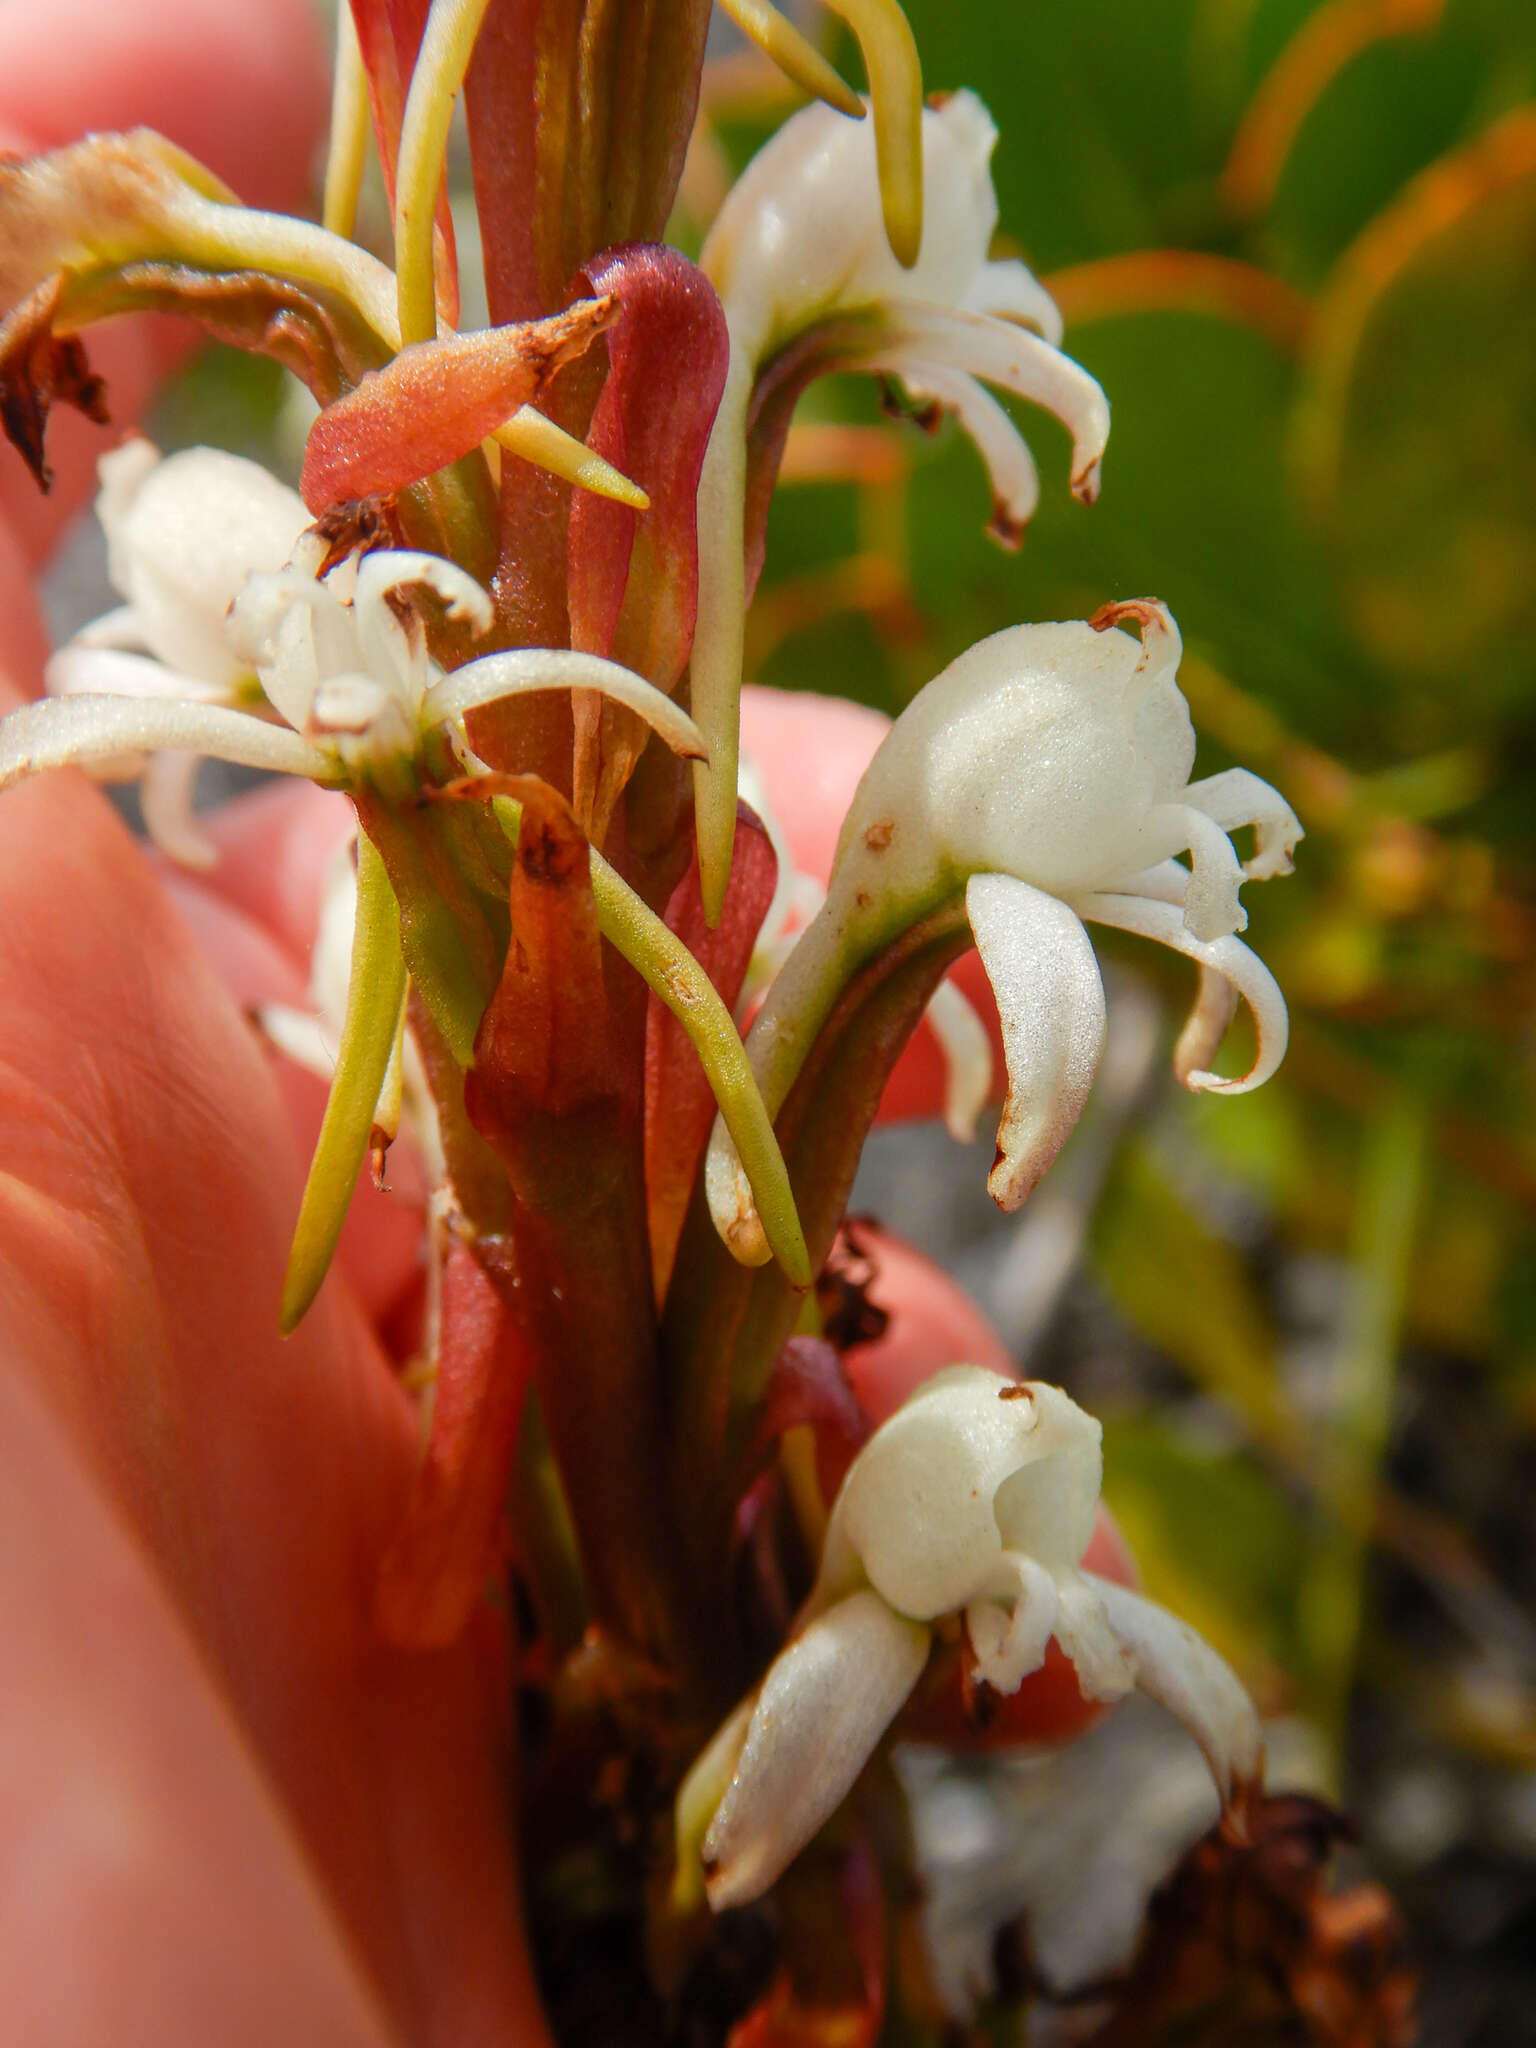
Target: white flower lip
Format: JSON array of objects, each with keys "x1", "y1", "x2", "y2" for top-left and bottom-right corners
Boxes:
[
  {"x1": 705, "y1": 598, "x2": 1302, "y2": 1259},
  {"x1": 682, "y1": 1367, "x2": 1265, "y2": 1912}
]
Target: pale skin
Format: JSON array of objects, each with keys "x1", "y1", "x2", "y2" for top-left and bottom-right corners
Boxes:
[{"x1": 0, "y1": 13, "x2": 1127, "y2": 2039}]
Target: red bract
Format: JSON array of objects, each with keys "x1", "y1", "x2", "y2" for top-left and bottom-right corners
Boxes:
[
  {"x1": 374, "y1": 1239, "x2": 535, "y2": 1649},
  {"x1": 567, "y1": 245, "x2": 728, "y2": 693}
]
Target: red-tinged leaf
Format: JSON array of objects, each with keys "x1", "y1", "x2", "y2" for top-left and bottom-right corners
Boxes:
[
  {"x1": 568, "y1": 245, "x2": 730, "y2": 830},
  {"x1": 464, "y1": 0, "x2": 711, "y2": 326},
  {"x1": 374, "y1": 1237, "x2": 533, "y2": 1649},
  {"x1": 752, "y1": 1335, "x2": 869, "y2": 1482},
  {"x1": 300, "y1": 296, "x2": 617, "y2": 512},
  {"x1": 347, "y1": 0, "x2": 460, "y2": 327},
  {"x1": 644, "y1": 805, "x2": 776, "y2": 1296},
  {"x1": 568, "y1": 245, "x2": 729, "y2": 683},
  {"x1": 465, "y1": 778, "x2": 615, "y2": 1150}
]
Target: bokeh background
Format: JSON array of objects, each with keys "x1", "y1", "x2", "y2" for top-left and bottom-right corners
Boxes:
[{"x1": 46, "y1": 0, "x2": 1536, "y2": 2036}]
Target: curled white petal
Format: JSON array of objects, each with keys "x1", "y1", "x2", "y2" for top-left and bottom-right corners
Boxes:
[
  {"x1": 966, "y1": 874, "x2": 1106, "y2": 1211},
  {"x1": 883, "y1": 301, "x2": 1110, "y2": 501},
  {"x1": 1145, "y1": 800, "x2": 1248, "y2": 942},
  {"x1": 1086, "y1": 1572, "x2": 1264, "y2": 1809},
  {"x1": 701, "y1": 1590, "x2": 930, "y2": 1911},
  {"x1": 1079, "y1": 889, "x2": 1288, "y2": 1094},
  {"x1": 428, "y1": 650, "x2": 708, "y2": 760},
  {"x1": 0, "y1": 694, "x2": 331, "y2": 792},
  {"x1": 880, "y1": 361, "x2": 1040, "y2": 536},
  {"x1": 966, "y1": 257, "x2": 1065, "y2": 346},
  {"x1": 353, "y1": 549, "x2": 495, "y2": 635},
  {"x1": 1184, "y1": 766, "x2": 1304, "y2": 881},
  {"x1": 965, "y1": 1552, "x2": 1058, "y2": 1693},
  {"x1": 1172, "y1": 965, "x2": 1239, "y2": 1088},
  {"x1": 138, "y1": 750, "x2": 215, "y2": 868}
]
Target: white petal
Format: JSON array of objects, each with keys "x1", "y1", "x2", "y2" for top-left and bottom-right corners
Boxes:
[
  {"x1": 256, "y1": 1001, "x2": 337, "y2": 1080},
  {"x1": 1144, "y1": 800, "x2": 1247, "y2": 942},
  {"x1": 428, "y1": 650, "x2": 708, "y2": 760},
  {"x1": 138, "y1": 750, "x2": 215, "y2": 868},
  {"x1": 0, "y1": 695, "x2": 330, "y2": 791},
  {"x1": 966, "y1": 1553, "x2": 1058, "y2": 1694},
  {"x1": 966, "y1": 874, "x2": 1106, "y2": 1210},
  {"x1": 1078, "y1": 889, "x2": 1288, "y2": 1095},
  {"x1": 879, "y1": 361, "x2": 1040, "y2": 538},
  {"x1": 1172, "y1": 966, "x2": 1238, "y2": 1088},
  {"x1": 46, "y1": 646, "x2": 229, "y2": 704},
  {"x1": 883, "y1": 302, "x2": 1110, "y2": 501},
  {"x1": 353, "y1": 549, "x2": 494, "y2": 635},
  {"x1": 1085, "y1": 1573, "x2": 1264, "y2": 1809},
  {"x1": 701, "y1": 1591, "x2": 930, "y2": 1910},
  {"x1": 99, "y1": 442, "x2": 309, "y2": 689},
  {"x1": 966, "y1": 257, "x2": 1065, "y2": 346},
  {"x1": 922, "y1": 973, "x2": 994, "y2": 1143},
  {"x1": 1183, "y1": 766, "x2": 1304, "y2": 881},
  {"x1": 68, "y1": 604, "x2": 150, "y2": 654},
  {"x1": 1049, "y1": 1574, "x2": 1136, "y2": 1703},
  {"x1": 826, "y1": 1368, "x2": 1064, "y2": 1621},
  {"x1": 352, "y1": 549, "x2": 493, "y2": 709}
]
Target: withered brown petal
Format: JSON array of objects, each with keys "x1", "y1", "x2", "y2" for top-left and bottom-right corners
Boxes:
[{"x1": 0, "y1": 282, "x2": 108, "y2": 490}]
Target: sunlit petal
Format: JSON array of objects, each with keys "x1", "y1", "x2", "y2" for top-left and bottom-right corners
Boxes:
[
  {"x1": 1078, "y1": 889, "x2": 1288, "y2": 1094},
  {"x1": 138, "y1": 749, "x2": 215, "y2": 868},
  {"x1": 883, "y1": 300, "x2": 1110, "y2": 500},
  {"x1": 1183, "y1": 765, "x2": 1304, "y2": 880},
  {"x1": 0, "y1": 693, "x2": 330, "y2": 791},
  {"x1": 967, "y1": 257, "x2": 1065, "y2": 346},
  {"x1": 967, "y1": 873, "x2": 1106, "y2": 1210},
  {"x1": 879, "y1": 360, "x2": 1040, "y2": 540},
  {"x1": 430, "y1": 650, "x2": 708, "y2": 759}
]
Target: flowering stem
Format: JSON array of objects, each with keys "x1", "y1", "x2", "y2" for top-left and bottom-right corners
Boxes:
[
  {"x1": 281, "y1": 831, "x2": 408, "y2": 1331},
  {"x1": 476, "y1": 787, "x2": 809, "y2": 1281},
  {"x1": 663, "y1": 901, "x2": 973, "y2": 1574}
]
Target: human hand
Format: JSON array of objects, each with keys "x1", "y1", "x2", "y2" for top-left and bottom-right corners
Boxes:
[{"x1": 0, "y1": 9, "x2": 543, "y2": 2044}]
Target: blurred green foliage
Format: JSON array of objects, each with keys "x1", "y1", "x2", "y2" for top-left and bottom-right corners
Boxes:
[{"x1": 717, "y1": 0, "x2": 1536, "y2": 1772}]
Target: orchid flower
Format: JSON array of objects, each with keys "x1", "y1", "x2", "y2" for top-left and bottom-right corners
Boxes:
[
  {"x1": 8, "y1": 488, "x2": 710, "y2": 832},
  {"x1": 678, "y1": 1365, "x2": 1263, "y2": 1911},
  {"x1": 691, "y1": 90, "x2": 1112, "y2": 916},
  {"x1": 706, "y1": 600, "x2": 1302, "y2": 1264},
  {"x1": 42, "y1": 438, "x2": 310, "y2": 866}
]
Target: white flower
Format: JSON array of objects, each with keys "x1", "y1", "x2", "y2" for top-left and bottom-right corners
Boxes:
[
  {"x1": 43, "y1": 438, "x2": 311, "y2": 864},
  {"x1": 692, "y1": 91, "x2": 1111, "y2": 918},
  {"x1": 5, "y1": 462, "x2": 713, "y2": 835},
  {"x1": 703, "y1": 89, "x2": 1108, "y2": 523},
  {"x1": 679, "y1": 1366, "x2": 1263, "y2": 1912},
  {"x1": 706, "y1": 600, "x2": 1301, "y2": 1260}
]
